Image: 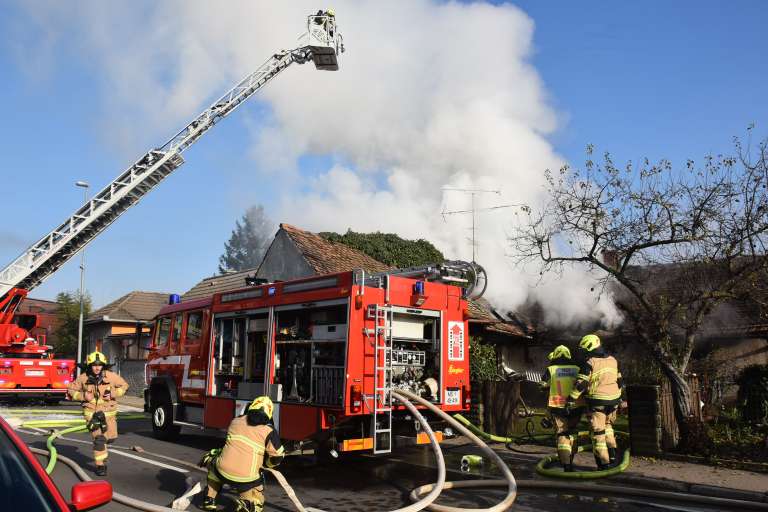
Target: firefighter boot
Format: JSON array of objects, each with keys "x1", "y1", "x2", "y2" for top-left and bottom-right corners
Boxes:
[
  {"x1": 95, "y1": 464, "x2": 107, "y2": 477},
  {"x1": 201, "y1": 497, "x2": 217, "y2": 511},
  {"x1": 608, "y1": 447, "x2": 617, "y2": 465},
  {"x1": 234, "y1": 498, "x2": 261, "y2": 512},
  {"x1": 562, "y1": 464, "x2": 574, "y2": 473}
]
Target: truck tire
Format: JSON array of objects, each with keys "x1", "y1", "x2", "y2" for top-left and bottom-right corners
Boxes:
[{"x1": 150, "y1": 393, "x2": 181, "y2": 441}]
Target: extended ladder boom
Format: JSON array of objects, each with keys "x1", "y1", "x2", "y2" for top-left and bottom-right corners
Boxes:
[{"x1": 0, "y1": 13, "x2": 343, "y2": 301}]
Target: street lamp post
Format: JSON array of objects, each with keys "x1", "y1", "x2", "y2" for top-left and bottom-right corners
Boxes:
[{"x1": 75, "y1": 181, "x2": 89, "y2": 374}]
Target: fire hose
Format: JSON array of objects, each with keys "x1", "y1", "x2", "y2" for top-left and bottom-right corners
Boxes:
[
  {"x1": 452, "y1": 413, "x2": 631, "y2": 479},
  {"x1": 20, "y1": 399, "x2": 768, "y2": 511}
]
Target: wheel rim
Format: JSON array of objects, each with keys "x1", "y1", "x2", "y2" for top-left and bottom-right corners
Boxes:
[{"x1": 153, "y1": 406, "x2": 165, "y2": 427}]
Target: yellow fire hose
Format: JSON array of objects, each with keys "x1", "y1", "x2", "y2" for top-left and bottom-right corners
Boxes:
[{"x1": 453, "y1": 413, "x2": 631, "y2": 479}]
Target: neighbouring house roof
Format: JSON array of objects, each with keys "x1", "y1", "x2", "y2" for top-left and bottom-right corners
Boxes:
[
  {"x1": 16, "y1": 297, "x2": 59, "y2": 315},
  {"x1": 183, "y1": 268, "x2": 259, "y2": 301},
  {"x1": 277, "y1": 223, "x2": 394, "y2": 275},
  {"x1": 183, "y1": 224, "x2": 394, "y2": 301},
  {"x1": 87, "y1": 291, "x2": 170, "y2": 323},
  {"x1": 614, "y1": 260, "x2": 768, "y2": 337}
]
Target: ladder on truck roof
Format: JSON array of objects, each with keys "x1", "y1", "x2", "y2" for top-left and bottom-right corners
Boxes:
[
  {"x1": 356, "y1": 260, "x2": 489, "y2": 300},
  {"x1": 0, "y1": 13, "x2": 344, "y2": 300},
  {"x1": 371, "y1": 303, "x2": 394, "y2": 454}
]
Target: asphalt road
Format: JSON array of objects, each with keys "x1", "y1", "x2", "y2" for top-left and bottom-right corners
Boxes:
[{"x1": 5, "y1": 402, "x2": 740, "y2": 512}]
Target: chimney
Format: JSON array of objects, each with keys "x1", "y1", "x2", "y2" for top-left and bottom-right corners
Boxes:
[{"x1": 602, "y1": 250, "x2": 619, "y2": 269}]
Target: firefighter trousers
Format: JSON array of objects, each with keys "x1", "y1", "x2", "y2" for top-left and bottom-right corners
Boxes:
[
  {"x1": 207, "y1": 465, "x2": 265, "y2": 512},
  {"x1": 85, "y1": 410, "x2": 118, "y2": 466},
  {"x1": 588, "y1": 406, "x2": 617, "y2": 465},
  {"x1": 552, "y1": 409, "x2": 582, "y2": 465}
]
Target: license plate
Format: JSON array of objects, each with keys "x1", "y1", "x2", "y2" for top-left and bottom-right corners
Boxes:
[{"x1": 25, "y1": 370, "x2": 45, "y2": 377}]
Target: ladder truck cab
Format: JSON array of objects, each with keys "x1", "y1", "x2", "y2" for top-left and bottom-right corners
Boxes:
[
  {"x1": 145, "y1": 261, "x2": 487, "y2": 455},
  {"x1": 0, "y1": 12, "x2": 341, "y2": 402},
  {"x1": 0, "y1": 289, "x2": 73, "y2": 401}
]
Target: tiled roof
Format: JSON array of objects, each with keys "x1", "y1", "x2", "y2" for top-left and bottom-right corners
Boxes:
[
  {"x1": 182, "y1": 269, "x2": 260, "y2": 301},
  {"x1": 619, "y1": 260, "x2": 768, "y2": 334},
  {"x1": 279, "y1": 224, "x2": 394, "y2": 275},
  {"x1": 88, "y1": 291, "x2": 170, "y2": 323},
  {"x1": 468, "y1": 297, "x2": 533, "y2": 338},
  {"x1": 16, "y1": 298, "x2": 59, "y2": 315}
]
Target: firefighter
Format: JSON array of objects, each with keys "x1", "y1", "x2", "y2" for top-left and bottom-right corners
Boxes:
[
  {"x1": 566, "y1": 334, "x2": 624, "y2": 469},
  {"x1": 199, "y1": 396, "x2": 285, "y2": 512},
  {"x1": 313, "y1": 8, "x2": 336, "y2": 37},
  {"x1": 67, "y1": 351, "x2": 129, "y2": 476},
  {"x1": 539, "y1": 345, "x2": 584, "y2": 472}
]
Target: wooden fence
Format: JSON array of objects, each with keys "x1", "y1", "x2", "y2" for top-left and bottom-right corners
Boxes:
[{"x1": 628, "y1": 375, "x2": 702, "y2": 454}]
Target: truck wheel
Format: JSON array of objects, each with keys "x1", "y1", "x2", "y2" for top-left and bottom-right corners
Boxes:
[{"x1": 151, "y1": 395, "x2": 181, "y2": 441}]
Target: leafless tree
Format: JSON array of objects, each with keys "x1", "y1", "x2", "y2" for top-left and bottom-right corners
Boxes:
[{"x1": 510, "y1": 133, "x2": 768, "y2": 443}]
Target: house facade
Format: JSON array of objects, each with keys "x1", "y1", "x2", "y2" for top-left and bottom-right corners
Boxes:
[{"x1": 84, "y1": 291, "x2": 170, "y2": 395}]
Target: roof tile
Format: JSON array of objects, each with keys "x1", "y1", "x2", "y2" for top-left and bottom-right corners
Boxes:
[{"x1": 88, "y1": 291, "x2": 170, "y2": 322}]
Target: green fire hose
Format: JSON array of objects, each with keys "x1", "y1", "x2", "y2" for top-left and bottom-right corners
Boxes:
[
  {"x1": 16, "y1": 413, "x2": 147, "y2": 474},
  {"x1": 453, "y1": 413, "x2": 631, "y2": 479}
]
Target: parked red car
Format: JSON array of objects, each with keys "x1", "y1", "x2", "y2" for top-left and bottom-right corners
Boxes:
[{"x1": 0, "y1": 415, "x2": 112, "y2": 511}]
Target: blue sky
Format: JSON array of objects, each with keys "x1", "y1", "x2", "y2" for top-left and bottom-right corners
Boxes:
[{"x1": 0, "y1": 1, "x2": 766, "y2": 308}]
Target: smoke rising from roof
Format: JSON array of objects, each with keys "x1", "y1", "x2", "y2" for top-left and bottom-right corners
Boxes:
[{"x1": 14, "y1": 0, "x2": 619, "y2": 327}]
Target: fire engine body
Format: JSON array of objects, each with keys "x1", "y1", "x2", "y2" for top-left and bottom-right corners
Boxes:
[
  {"x1": 146, "y1": 265, "x2": 482, "y2": 453},
  {"x1": 0, "y1": 288, "x2": 73, "y2": 400},
  {"x1": 0, "y1": 13, "x2": 341, "y2": 401}
]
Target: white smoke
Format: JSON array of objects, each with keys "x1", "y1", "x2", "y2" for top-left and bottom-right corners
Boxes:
[{"x1": 13, "y1": 0, "x2": 620, "y2": 327}]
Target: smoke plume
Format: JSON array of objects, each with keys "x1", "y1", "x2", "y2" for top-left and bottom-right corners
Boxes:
[{"x1": 12, "y1": 0, "x2": 620, "y2": 327}]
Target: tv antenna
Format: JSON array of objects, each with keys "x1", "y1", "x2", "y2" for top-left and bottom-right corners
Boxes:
[{"x1": 442, "y1": 188, "x2": 521, "y2": 262}]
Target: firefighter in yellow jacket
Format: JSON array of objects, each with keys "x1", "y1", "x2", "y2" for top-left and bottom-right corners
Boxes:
[
  {"x1": 199, "y1": 396, "x2": 285, "y2": 512},
  {"x1": 539, "y1": 345, "x2": 585, "y2": 472},
  {"x1": 566, "y1": 334, "x2": 624, "y2": 469},
  {"x1": 67, "y1": 351, "x2": 129, "y2": 476}
]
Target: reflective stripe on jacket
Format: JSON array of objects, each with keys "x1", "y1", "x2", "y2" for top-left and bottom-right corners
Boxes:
[
  {"x1": 216, "y1": 417, "x2": 284, "y2": 483},
  {"x1": 581, "y1": 355, "x2": 621, "y2": 404},
  {"x1": 67, "y1": 370, "x2": 128, "y2": 414},
  {"x1": 546, "y1": 364, "x2": 580, "y2": 408}
]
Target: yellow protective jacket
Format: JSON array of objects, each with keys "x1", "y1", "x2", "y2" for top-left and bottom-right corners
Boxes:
[
  {"x1": 570, "y1": 352, "x2": 622, "y2": 407},
  {"x1": 216, "y1": 416, "x2": 285, "y2": 483},
  {"x1": 67, "y1": 370, "x2": 129, "y2": 419},
  {"x1": 541, "y1": 358, "x2": 586, "y2": 411}
]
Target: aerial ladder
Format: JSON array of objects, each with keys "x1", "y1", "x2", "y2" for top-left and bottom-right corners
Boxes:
[{"x1": 0, "y1": 12, "x2": 344, "y2": 398}]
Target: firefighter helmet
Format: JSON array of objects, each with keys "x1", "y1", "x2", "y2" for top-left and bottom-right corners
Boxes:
[
  {"x1": 248, "y1": 396, "x2": 274, "y2": 420},
  {"x1": 547, "y1": 345, "x2": 572, "y2": 361},
  {"x1": 86, "y1": 351, "x2": 108, "y2": 366},
  {"x1": 579, "y1": 334, "x2": 601, "y2": 352},
  {"x1": 326, "y1": 8, "x2": 335, "y2": 17}
]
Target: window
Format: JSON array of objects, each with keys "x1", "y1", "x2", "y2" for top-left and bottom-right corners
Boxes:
[
  {"x1": 0, "y1": 430, "x2": 58, "y2": 511},
  {"x1": 156, "y1": 317, "x2": 171, "y2": 347},
  {"x1": 185, "y1": 312, "x2": 203, "y2": 343},
  {"x1": 172, "y1": 315, "x2": 183, "y2": 343}
]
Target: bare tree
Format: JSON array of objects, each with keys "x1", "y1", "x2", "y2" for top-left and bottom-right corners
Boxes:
[{"x1": 510, "y1": 134, "x2": 768, "y2": 443}]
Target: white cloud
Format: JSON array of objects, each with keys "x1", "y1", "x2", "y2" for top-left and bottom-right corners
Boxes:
[{"x1": 11, "y1": 0, "x2": 621, "y2": 327}]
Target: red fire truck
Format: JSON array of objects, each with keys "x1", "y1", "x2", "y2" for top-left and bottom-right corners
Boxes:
[
  {"x1": 145, "y1": 262, "x2": 486, "y2": 454},
  {"x1": 0, "y1": 289, "x2": 73, "y2": 402}
]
